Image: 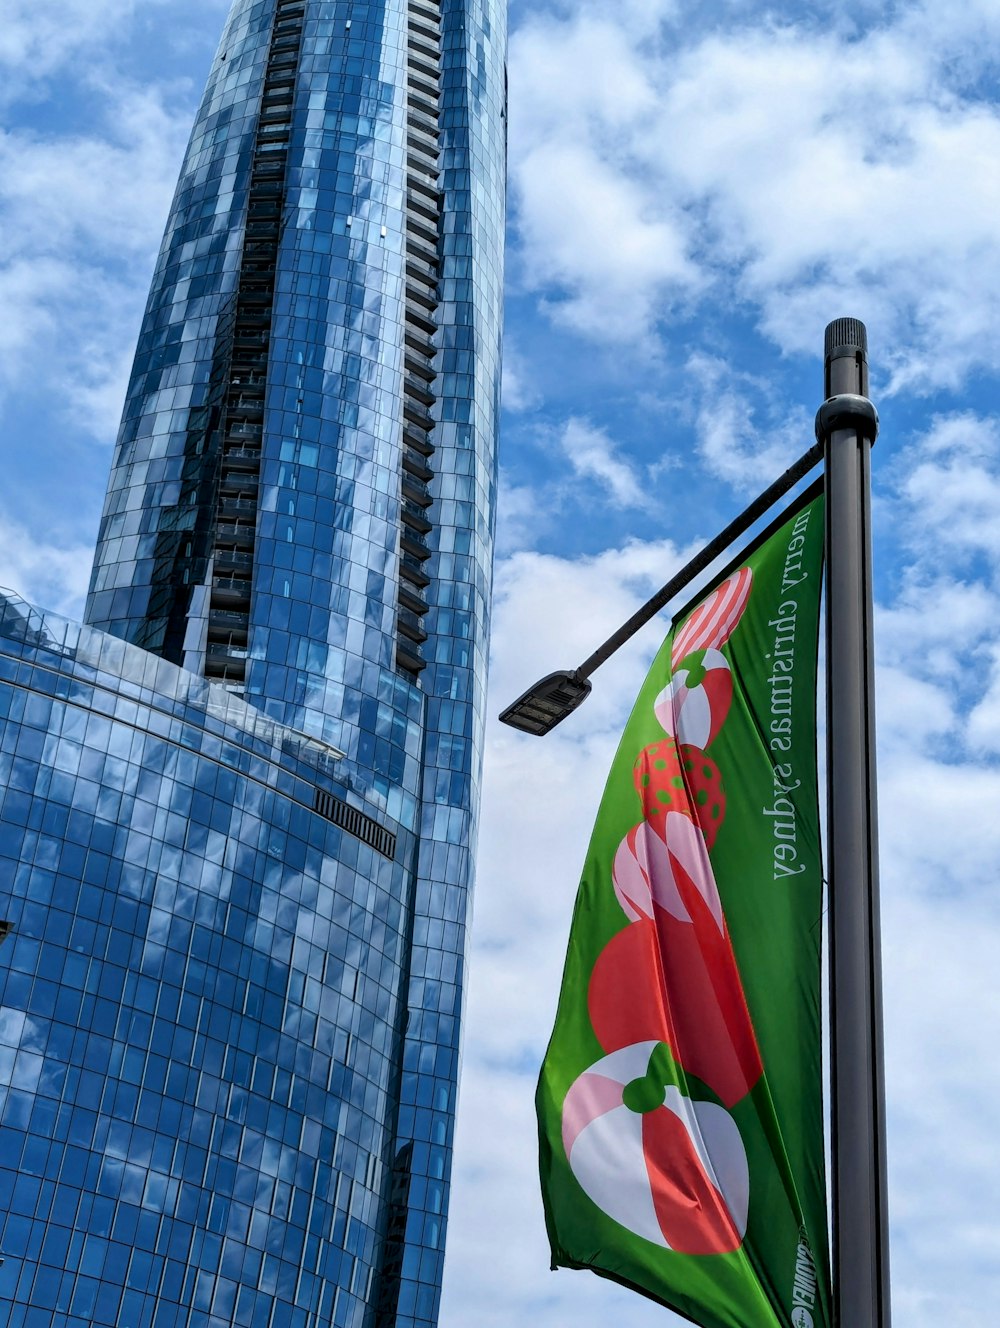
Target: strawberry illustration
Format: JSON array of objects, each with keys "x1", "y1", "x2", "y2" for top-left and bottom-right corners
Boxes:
[{"x1": 633, "y1": 738, "x2": 726, "y2": 851}]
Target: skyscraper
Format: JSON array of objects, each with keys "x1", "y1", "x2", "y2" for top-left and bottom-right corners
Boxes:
[{"x1": 0, "y1": 0, "x2": 505, "y2": 1324}]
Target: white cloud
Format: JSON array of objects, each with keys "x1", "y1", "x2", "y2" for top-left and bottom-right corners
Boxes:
[
  {"x1": 0, "y1": 0, "x2": 229, "y2": 95},
  {"x1": 500, "y1": 345, "x2": 542, "y2": 413},
  {"x1": 516, "y1": 141, "x2": 698, "y2": 342},
  {"x1": 557, "y1": 417, "x2": 656, "y2": 510},
  {"x1": 508, "y1": 0, "x2": 1000, "y2": 387},
  {"x1": 965, "y1": 645, "x2": 1000, "y2": 753},
  {"x1": 0, "y1": 0, "x2": 134, "y2": 86},
  {"x1": 881, "y1": 892, "x2": 1000, "y2": 1327},
  {"x1": 0, "y1": 514, "x2": 92, "y2": 619},
  {"x1": 0, "y1": 85, "x2": 194, "y2": 439},
  {"x1": 495, "y1": 475, "x2": 550, "y2": 555},
  {"x1": 902, "y1": 451, "x2": 1000, "y2": 562},
  {"x1": 688, "y1": 353, "x2": 815, "y2": 490},
  {"x1": 509, "y1": 7, "x2": 701, "y2": 342}
]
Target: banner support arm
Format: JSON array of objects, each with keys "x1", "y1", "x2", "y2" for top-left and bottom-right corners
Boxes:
[
  {"x1": 818, "y1": 317, "x2": 891, "y2": 1328},
  {"x1": 499, "y1": 440, "x2": 824, "y2": 735}
]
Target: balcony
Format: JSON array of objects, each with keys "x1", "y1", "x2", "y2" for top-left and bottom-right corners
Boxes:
[
  {"x1": 399, "y1": 583, "x2": 429, "y2": 616},
  {"x1": 400, "y1": 527, "x2": 431, "y2": 560},
  {"x1": 402, "y1": 501, "x2": 432, "y2": 535},
  {"x1": 219, "y1": 498, "x2": 257, "y2": 520},
  {"x1": 405, "y1": 255, "x2": 439, "y2": 290},
  {"x1": 221, "y1": 456, "x2": 261, "y2": 478},
  {"x1": 228, "y1": 395, "x2": 264, "y2": 416},
  {"x1": 234, "y1": 309, "x2": 271, "y2": 332},
  {"x1": 249, "y1": 179, "x2": 283, "y2": 199},
  {"x1": 402, "y1": 474, "x2": 432, "y2": 508},
  {"x1": 404, "y1": 300, "x2": 437, "y2": 338},
  {"x1": 220, "y1": 476, "x2": 259, "y2": 499},
  {"x1": 404, "y1": 327, "x2": 437, "y2": 362},
  {"x1": 403, "y1": 449, "x2": 434, "y2": 484},
  {"x1": 230, "y1": 370, "x2": 267, "y2": 388},
  {"x1": 206, "y1": 642, "x2": 248, "y2": 661},
  {"x1": 215, "y1": 522, "x2": 255, "y2": 547},
  {"x1": 403, "y1": 398, "x2": 434, "y2": 432},
  {"x1": 408, "y1": 90, "x2": 439, "y2": 121},
  {"x1": 208, "y1": 609, "x2": 250, "y2": 638},
  {"x1": 405, "y1": 345, "x2": 436, "y2": 380},
  {"x1": 205, "y1": 654, "x2": 247, "y2": 683},
  {"x1": 406, "y1": 189, "x2": 441, "y2": 226},
  {"x1": 410, "y1": 18, "x2": 441, "y2": 47},
  {"x1": 257, "y1": 125, "x2": 290, "y2": 144},
  {"x1": 212, "y1": 575, "x2": 252, "y2": 596},
  {"x1": 400, "y1": 553, "x2": 431, "y2": 588},
  {"x1": 407, "y1": 106, "x2": 439, "y2": 138},
  {"x1": 404, "y1": 373, "x2": 435, "y2": 407},
  {"x1": 397, "y1": 606, "x2": 429, "y2": 645},
  {"x1": 406, "y1": 230, "x2": 439, "y2": 263},
  {"x1": 406, "y1": 213, "x2": 439, "y2": 250},
  {"x1": 231, "y1": 349, "x2": 269, "y2": 370},
  {"x1": 409, "y1": 57, "x2": 439, "y2": 86},
  {"x1": 407, "y1": 53, "x2": 440, "y2": 85},
  {"x1": 212, "y1": 578, "x2": 252, "y2": 610},
  {"x1": 396, "y1": 641, "x2": 427, "y2": 676},
  {"x1": 214, "y1": 548, "x2": 254, "y2": 570},
  {"x1": 403, "y1": 423, "x2": 434, "y2": 457},
  {"x1": 227, "y1": 422, "x2": 263, "y2": 440}
]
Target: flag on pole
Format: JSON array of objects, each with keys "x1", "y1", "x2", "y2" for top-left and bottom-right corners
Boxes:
[{"x1": 537, "y1": 492, "x2": 830, "y2": 1328}]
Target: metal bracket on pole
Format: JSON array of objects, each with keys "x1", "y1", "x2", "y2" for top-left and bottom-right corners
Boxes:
[
  {"x1": 815, "y1": 394, "x2": 879, "y2": 446},
  {"x1": 819, "y1": 317, "x2": 891, "y2": 1328}
]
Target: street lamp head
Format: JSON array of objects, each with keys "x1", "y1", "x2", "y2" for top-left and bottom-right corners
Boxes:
[{"x1": 498, "y1": 670, "x2": 592, "y2": 736}]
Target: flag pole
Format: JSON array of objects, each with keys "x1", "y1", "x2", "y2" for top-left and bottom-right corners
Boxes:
[{"x1": 817, "y1": 318, "x2": 891, "y2": 1328}]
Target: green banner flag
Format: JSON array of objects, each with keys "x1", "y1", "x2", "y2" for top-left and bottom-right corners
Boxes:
[{"x1": 537, "y1": 493, "x2": 830, "y2": 1328}]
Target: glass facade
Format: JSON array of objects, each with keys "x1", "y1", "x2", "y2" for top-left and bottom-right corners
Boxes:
[{"x1": 0, "y1": 0, "x2": 505, "y2": 1323}]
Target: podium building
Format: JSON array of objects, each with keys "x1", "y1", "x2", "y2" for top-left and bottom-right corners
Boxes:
[{"x1": 0, "y1": 1, "x2": 505, "y2": 1325}]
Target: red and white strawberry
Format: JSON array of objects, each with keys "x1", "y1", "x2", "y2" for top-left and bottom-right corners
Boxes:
[{"x1": 632, "y1": 738, "x2": 725, "y2": 851}]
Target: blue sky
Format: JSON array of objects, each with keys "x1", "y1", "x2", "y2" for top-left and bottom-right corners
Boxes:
[{"x1": 3, "y1": 1, "x2": 1000, "y2": 1325}]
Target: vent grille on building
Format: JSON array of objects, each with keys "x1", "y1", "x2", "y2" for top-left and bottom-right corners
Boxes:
[
  {"x1": 397, "y1": 0, "x2": 443, "y2": 678},
  {"x1": 313, "y1": 789, "x2": 398, "y2": 860},
  {"x1": 205, "y1": 0, "x2": 306, "y2": 685}
]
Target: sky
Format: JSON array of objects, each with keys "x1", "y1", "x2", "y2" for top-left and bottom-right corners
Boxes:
[{"x1": 2, "y1": 1, "x2": 1000, "y2": 1325}]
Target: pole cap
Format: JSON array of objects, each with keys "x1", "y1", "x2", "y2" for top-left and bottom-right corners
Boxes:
[
  {"x1": 824, "y1": 318, "x2": 869, "y2": 398},
  {"x1": 825, "y1": 318, "x2": 868, "y2": 362}
]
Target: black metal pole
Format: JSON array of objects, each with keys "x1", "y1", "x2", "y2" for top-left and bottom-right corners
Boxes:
[{"x1": 817, "y1": 318, "x2": 891, "y2": 1328}]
